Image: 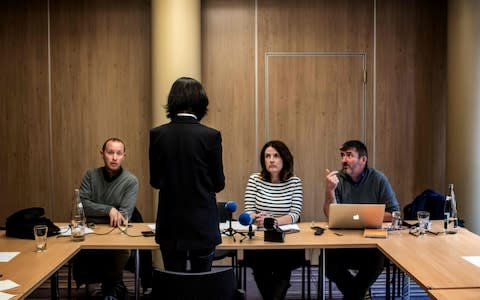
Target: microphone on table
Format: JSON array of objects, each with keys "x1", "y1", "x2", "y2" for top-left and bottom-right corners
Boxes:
[
  {"x1": 238, "y1": 212, "x2": 255, "y2": 242},
  {"x1": 222, "y1": 201, "x2": 237, "y2": 237},
  {"x1": 225, "y1": 201, "x2": 237, "y2": 214},
  {"x1": 264, "y1": 217, "x2": 285, "y2": 243}
]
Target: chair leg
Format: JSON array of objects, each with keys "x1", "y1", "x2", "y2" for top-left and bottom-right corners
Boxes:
[
  {"x1": 50, "y1": 271, "x2": 60, "y2": 300},
  {"x1": 328, "y1": 279, "x2": 332, "y2": 299},
  {"x1": 68, "y1": 261, "x2": 72, "y2": 300},
  {"x1": 302, "y1": 264, "x2": 305, "y2": 300},
  {"x1": 318, "y1": 250, "x2": 326, "y2": 300},
  {"x1": 307, "y1": 260, "x2": 311, "y2": 300},
  {"x1": 385, "y1": 261, "x2": 391, "y2": 299},
  {"x1": 392, "y1": 264, "x2": 397, "y2": 299}
]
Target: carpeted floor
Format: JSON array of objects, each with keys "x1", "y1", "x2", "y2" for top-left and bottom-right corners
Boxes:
[{"x1": 25, "y1": 263, "x2": 431, "y2": 300}]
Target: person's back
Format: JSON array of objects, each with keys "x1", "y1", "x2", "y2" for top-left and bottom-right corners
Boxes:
[
  {"x1": 149, "y1": 77, "x2": 225, "y2": 273},
  {"x1": 150, "y1": 117, "x2": 224, "y2": 247}
]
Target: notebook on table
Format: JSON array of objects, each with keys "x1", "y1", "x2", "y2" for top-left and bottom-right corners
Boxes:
[{"x1": 328, "y1": 203, "x2": 386, "y2": 229}]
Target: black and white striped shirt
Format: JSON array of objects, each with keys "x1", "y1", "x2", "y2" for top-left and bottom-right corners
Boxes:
[{"x1": 244, "y1": 173, "x2": 303, "y2": 223}]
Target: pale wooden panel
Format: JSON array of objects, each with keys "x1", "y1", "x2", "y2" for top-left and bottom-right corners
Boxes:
[
  {"x1": 49, "y1": 0, "x2": 152, "y2": 221},
  {"x1": 376, "y1": 0, "x2": 447, "y2": 209},
  {"x1": 257, "y1": 0, "x2": 374, "y2": 221},
  {"x1": 0, "y1": 1, "x2": 52, "y2": 224},
  {"x1": 267, "y1": 55, "x2": 366, "y2": 222},
  {"x1": 202, "y1": 0, "x2": 256, "y2": 215}
]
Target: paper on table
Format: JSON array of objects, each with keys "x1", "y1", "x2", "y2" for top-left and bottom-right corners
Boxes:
[
  {"x1": 279, "y1": 224, "x2": 300, "y2": 233},
  {"x1": 0, "y1": 291, "x2": 15, "y2": 300},
  {"x1": 58, "y1": 226, "x2": 94, "y2": 236},
  {"x1": 0, "y1": 279, "x2": 19, "y2": 291},
  {"x1": 0, "y1": 253, "x2": 19, "y2": 263},
  {"x1": 220, "y1": 221, "x2": 258, "y2": 233},
  {"x1": 147, "y1": 224, "x2": 155, "y2": 231},
  {"x1": 463, "y1": 256, "x2": 480, "y2": 268}
]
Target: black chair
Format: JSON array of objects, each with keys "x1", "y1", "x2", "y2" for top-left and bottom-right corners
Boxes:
[{"x1": 152, "y1": 267, "x2": 245, "y2": 300}]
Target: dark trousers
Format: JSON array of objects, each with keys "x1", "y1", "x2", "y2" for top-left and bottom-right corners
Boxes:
[
  {"x1": 245, "y1": 249, "x2": 305, "y2": 300},
  {"x1": 73, "y1": 249, "x2": 130, "y2": 295},
  {"x1": 160, "y1": 245, "x2": 215, "y2": 273},
  {"x1": 326, "y1": 248, "x2": 385, "y2": 300}
]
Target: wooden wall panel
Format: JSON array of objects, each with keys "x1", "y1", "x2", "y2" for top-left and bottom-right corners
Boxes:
[
  {"x1": 376, "y1": 0, "x2": 447, "y2": 207},
  {"x1": 202, "y1": 0, "x2": 446, "y2": 221},
  {"x1": 1, "y1": 0, "x2": 448, "y2": 227},
  {"x1": 201, "y1": 0, "x2": 256, "y2": 213},
  {"x1": 49, "y1": 0, "x2": 152, "y2": 221},
  {"x1": 0, "y1": 1, "x2": 51, "y2": 224},
  {"x1": 258, "y1": 0, "x2": 374, "y2": 221},
  {"x1": 267, "y1": 55, "x2": 366, "y2": 221}
]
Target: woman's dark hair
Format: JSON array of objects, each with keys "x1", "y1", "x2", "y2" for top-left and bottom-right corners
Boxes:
[
  {"x1": 259, "y1": 140, "x2": 294, "y2": 182},
  {"x1": 165, "y1": 77, "x2": 209, "y2": 121}
]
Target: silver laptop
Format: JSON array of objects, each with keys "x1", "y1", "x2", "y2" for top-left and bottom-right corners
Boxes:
[{"x1": 328, "y1": 203, "x2": 386, "y2": 229}]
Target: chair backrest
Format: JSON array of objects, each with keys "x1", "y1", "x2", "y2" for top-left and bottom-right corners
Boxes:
[
  {"x1": 152, "y1": 267, "x2": 243, "y2": 300},
  {"x1": 130, "y1": 206, "x2": 144, "y2": 222},
  {"x1": 217, "y1": 201, "x2": 231, "y2": 223}
]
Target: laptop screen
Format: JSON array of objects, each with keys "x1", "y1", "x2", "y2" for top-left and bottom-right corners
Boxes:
[{"x1": 328, "y1": 203, "x2": 386, "y2": 229}]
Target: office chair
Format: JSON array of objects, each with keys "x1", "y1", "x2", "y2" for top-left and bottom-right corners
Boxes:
[{"x1": 152, "y1": 267, "x2": 245, "y2": 300}]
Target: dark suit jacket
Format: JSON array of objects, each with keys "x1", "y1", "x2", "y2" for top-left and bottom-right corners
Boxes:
[{"x1": 149, "y1": 116, "x2": 225, "y2": 250}]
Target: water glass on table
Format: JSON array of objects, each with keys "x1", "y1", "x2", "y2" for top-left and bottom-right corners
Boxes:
[
  {"x1": 390, "y1": 210, "x2": 402, "y2": 230},
  {"x1": 34, "y1": 225, "x2": 48, "y2": 252},
  {"x1": 119, "y1": 211, "x2": 129, "y2": 234},
  {"x1": 417, "y1": 211, "x2": 430, "y2": 235}
]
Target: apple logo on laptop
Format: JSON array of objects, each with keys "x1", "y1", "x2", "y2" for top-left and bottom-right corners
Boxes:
[{"x1": 353, "y1": 214, "x2": 360, "y2": 221}]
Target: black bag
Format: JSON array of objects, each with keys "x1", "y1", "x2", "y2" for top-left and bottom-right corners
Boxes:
[
  {"x1": 6, "y1": 207, "x2": 60, "y2": 239},
  {"x1": 403, "y1": 189, "x2": 446, "y2": 220}
]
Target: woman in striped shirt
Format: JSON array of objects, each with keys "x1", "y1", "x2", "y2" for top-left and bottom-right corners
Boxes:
[{"x1": 244, "y1": 140, "x2": 304, "y2": 300}]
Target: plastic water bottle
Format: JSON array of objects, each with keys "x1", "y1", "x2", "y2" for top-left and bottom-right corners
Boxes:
[
  {"x1": 71, "y1": 189, "x2": 86, "y2": 241},
  {"x1": 444, "y1": 184, "x2": 458, "y2": 234}
]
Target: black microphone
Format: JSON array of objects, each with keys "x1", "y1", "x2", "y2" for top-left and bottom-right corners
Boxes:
[
  {"x1": 263, "y1": 217, "x2": 277, "y2": 230},
  {"x1": 238, "y1": 212, "x2": 255, "y2": 241},
  {"x1": 263, "y1": 217, "x2": 285, "y2": 242},
  {"x1": 221, "y1": 201, "x2": 237, "y2": 237}
]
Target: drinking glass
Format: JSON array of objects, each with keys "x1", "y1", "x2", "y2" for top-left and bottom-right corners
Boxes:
[
  {"x1": 417, "y1": 211, "x2": 430, "y2": 235},
  {"x1": 391, "y1": 211, "x2": 402, "y2": 230},
  {"x1": 119, "y1": 211, "x2": 129, "y2": 234},
  {"x1": 33, "y1": 225, "x2": 48, "y2": 252}
]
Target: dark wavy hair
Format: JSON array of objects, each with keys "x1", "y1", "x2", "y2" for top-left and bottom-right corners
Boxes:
[
  {"x1": 340, "y1": 139, "x2": 368, "y2": 168},
  {"x1": 165, "y1": 77, "x2": 209, "y2": 121},
  {"x1": 259, "y1": 140, "x2": 294, "y2": 182}
]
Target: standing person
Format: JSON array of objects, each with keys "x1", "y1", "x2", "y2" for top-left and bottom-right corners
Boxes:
[
  {"x1": 244, "y1": 140, "x2": 304, "y2": 300},
  {"x1": 149, "y1": 77, "x2": 225, "y2": 273},
  {"x1": 324, "y1": 140, "x2": 400, "y2": 300},
  {"x1": 75, "y1": 137, "x2": 138, "y2": 299}
]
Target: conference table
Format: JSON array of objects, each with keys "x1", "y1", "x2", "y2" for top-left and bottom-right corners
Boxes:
[
  {"x1": 377, "y1": 222, "x2": 480, "y2": 291},
  {"x1": 428, "y1": 288, "x2": 480, "y2": 300},
  {"x1": 2, "y1": 221, "x2": 480, "y2": 300}
]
